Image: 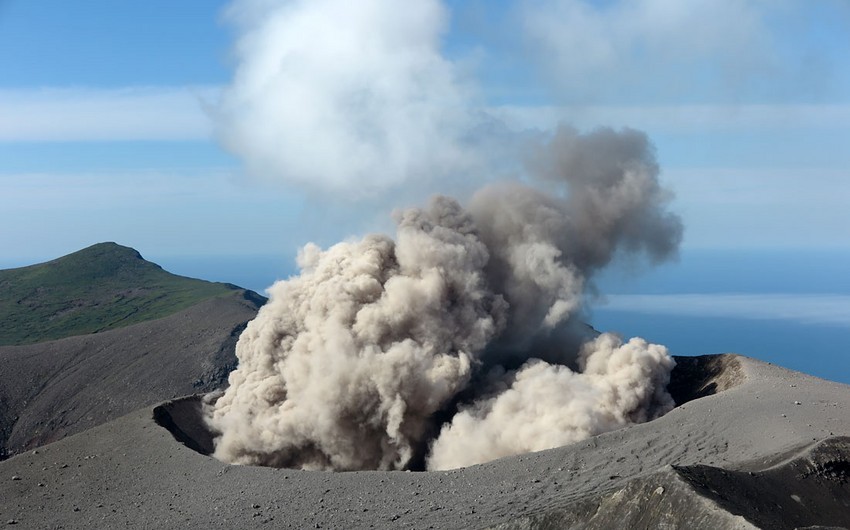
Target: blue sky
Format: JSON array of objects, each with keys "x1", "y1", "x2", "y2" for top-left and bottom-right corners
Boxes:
[
  {"x1": 3, "y1": 1, "x2": 850, "y2": 381},
  {"x1": 1, "y1": 0, "x2": 849, "y2": 263}
]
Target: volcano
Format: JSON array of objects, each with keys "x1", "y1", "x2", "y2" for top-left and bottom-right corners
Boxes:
[{"x1": 2, "y1": 354, "x2": 850, "y2": 528}]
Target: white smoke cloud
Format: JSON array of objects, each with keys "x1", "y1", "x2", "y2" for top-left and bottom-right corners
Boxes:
[
  {"x1": 427, "y1": 334, "x2": 675, "y2": 470},
  {"x1": 206, "y1": 127, "x2": 683, "y2": 471},
  {"x1": 520, "y1": 0, "x2": 776, "y2": 103},
  {"x1": 0, "y1": 87, "x2": 215, "y2": 142},
  {"x1": 216, "y1": 0, "x2": 480, "y2": 193}
]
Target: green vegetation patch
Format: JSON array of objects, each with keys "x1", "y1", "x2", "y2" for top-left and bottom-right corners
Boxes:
[{"x1": 0, "y1": 242, "x2": 242, "y2": 346}]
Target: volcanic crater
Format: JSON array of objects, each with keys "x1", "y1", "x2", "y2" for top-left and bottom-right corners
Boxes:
[{"x1": 154, "y1": 354, "x2": 746, "y2": 471}]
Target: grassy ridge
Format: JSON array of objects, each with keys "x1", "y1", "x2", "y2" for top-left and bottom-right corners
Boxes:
[{"x1": 0, "y1": 242, "x2": 243, "y2": 346}]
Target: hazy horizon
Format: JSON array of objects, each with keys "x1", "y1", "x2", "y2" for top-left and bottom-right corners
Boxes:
[{"x1": 9, "y1": 244, "x2": 848, "y2": 384}]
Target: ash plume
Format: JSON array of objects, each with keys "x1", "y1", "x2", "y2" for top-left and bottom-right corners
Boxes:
[
  {"x1": 427, "y1": 335, "x2": 675, "y2": 470},
  {"x1": 209, "y1": 197, "x2": 506, "y2": 470},
  {"x1": 206, "y1": 126, "x2": 683, "y2": 471}
]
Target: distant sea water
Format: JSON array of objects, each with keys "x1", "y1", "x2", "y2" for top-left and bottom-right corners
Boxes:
[
  {"x1": 590, "y1": 248, "x2": 850, "y2": 385},
  {"x1": 7, "y1": 248, "x2": 845, "y2": 386},
  {"x1": 156, "y1": 248, "x2": 850, "y2": 385}
]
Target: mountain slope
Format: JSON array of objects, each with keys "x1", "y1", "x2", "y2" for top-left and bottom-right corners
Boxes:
[
  {"x1": 0, "y1": 291, "x2": 262, "y2": 458},
  {"x1": 2, "y1": 354, "x2": 850, "y2": 528},
  {"x1": 0, "y1": 242, "x2": 245, "y2": 346},
  {"x1": 501, "y1": 436, "x2": 850, "y2": 529},
  {"x1": 0, "y1": 243, "x2": 266, "y2": 459}
]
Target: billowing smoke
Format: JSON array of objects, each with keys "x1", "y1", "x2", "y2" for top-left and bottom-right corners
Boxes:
[
  {"x1": 206, "y1": 126, "x2": 683, "y2": 470},
  {"x1": 208, "y1": 197, "x2": 505, "y2": 470},
  {"x1": 427, "y1": 335, "x2": 674, "y2": 470},
  {"x1": 215, "y1": 0, "x2": 478, "y2": 193}
]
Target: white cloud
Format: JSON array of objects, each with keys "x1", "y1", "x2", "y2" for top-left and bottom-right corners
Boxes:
[
  {"x1": 0, "y1": 86, "x2": 216, "y2": 141},
  {"x1": 491, "y1": 104, "x2": 850, "y2": 135},
  {"x1": 596, "y1": 293, "x2": 850, "y2": 328},
  {"x1": 7, "y1": 86, "x2": 844, "y2": 145},
  {"x1": 0, "y1": 170, "x2": 219, "y2": 207},
  {"x1": 519, "y1": 0, "x2": 827, "y2": 104},
  {"x1": 214, "y1": 0, "x2": 484, "y2": 194}
]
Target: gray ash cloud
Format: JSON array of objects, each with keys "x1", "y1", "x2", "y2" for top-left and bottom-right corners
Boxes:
[{"x1": 206, "y1": 126, "x2": 683, "y2": 471}]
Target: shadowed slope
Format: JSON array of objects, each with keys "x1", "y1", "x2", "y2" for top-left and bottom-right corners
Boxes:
[
  {"x1": 501, "y1": 437, "x2": 850, "y2": 530},
  {"x1": 0, "y1": 242, "x2": 247, "y2": 346},
  {"x1": 153, "y1": 395, "x2": 216, "y2": 456},
  {"x1": 668, "y1": 354, "x2": 745, "y2": 405},
  {"x1": 675, "y1": 436, "x2": 850, "y2": 529},
  {"x1": 0, "y1": 291, "x2": 262, "y2": 459}
]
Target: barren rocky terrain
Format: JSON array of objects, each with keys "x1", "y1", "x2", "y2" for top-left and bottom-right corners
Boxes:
[
  {"x1": 3, "y1": 245, "x2": 849, "y2": 529},
  {"x1": 2, "y1": 354, "x2": 848, "y2": 529}
]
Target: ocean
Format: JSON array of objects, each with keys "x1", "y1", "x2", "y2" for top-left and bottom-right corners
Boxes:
[{"x1": 590, "y1": 248, "x2": 850, "y2": 384}]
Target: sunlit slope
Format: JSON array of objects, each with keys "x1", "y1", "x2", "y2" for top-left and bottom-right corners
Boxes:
[{"x1": 0, "y1": 242, "x2": 242, "y2": 345}]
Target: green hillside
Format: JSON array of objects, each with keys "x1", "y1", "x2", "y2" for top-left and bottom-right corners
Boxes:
[{"x1": 0, "y1": 243, "x2": 246, "y2": 346}]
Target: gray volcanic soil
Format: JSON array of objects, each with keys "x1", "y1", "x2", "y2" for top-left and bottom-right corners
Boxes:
[
  {"x1": 2, "y1": 354, "x2": 849, "y2": 529},
  {"x1": 0, "y1": 290, "x2": 262, "y2": 458}
]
